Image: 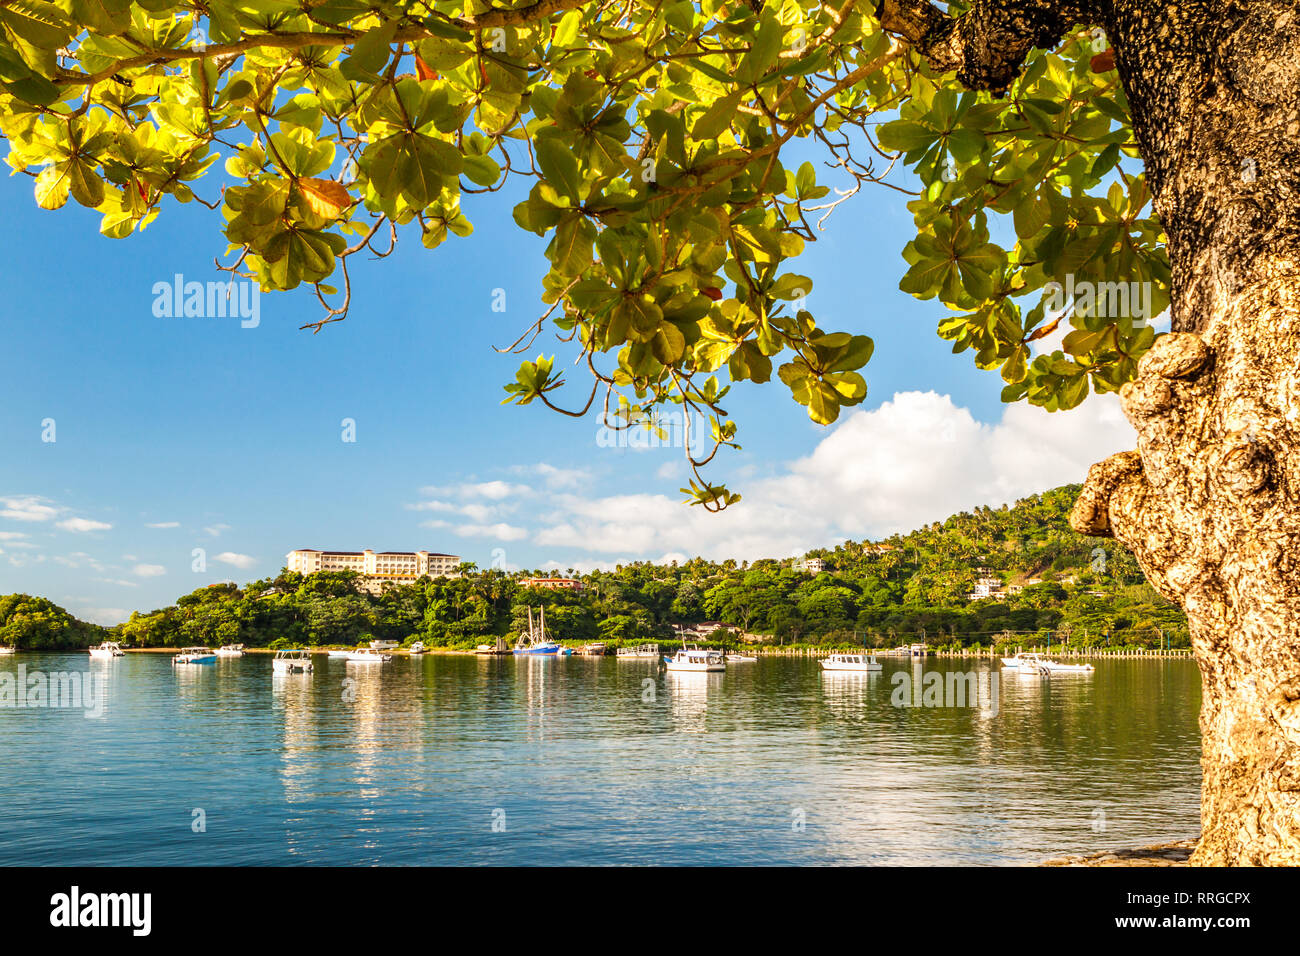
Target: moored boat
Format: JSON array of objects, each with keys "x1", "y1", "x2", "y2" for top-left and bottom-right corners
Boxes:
[
  {"x1": 580, "y1": 642, "x2": 608, "y2": 656},
  {"x1": 513, "y1": 606, "x2": 563, "y2": 655},
  {"x1": 820, "y1": 653, "x2": 882, "y2": 672},
  {"x1": 216, "y1": 644, "x2": 245, "y2": 658},
  {"x1": 409, "y1": 641, "x2": 426, "y2": 655},
  {"x1": 0, "y1": 645, "x2": 16, "y2": 655},
  {"x1": 273, "y1": 649, "x2": 314, "y2": 673},
  {"x1": 664, "y1": 645, "x2": 725, "y2": 672},
  {"x1": 89, "y1": 641, "x2": 125, "y2": 659},
  {"x1": 326, "y1": 648, "x2": 352, "y2": 659},
  {"x1": 346, "y1": 647, "x2": 392, "y2": 663},
  {"x1": 616, "y1": 643, "x2": 660, "y2": 660},
  {"x1": 726, "y1": 653, "x2": 758, "y2": 663},
  {"x1": 1001, "y1": 652, "x2": 1093, "y2": 673},
  {"x1": 172, "y1": 647, "x2": 217, "y2": 665}
]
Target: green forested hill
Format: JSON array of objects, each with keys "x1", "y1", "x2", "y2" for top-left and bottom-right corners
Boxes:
[
  {"x1": 0, "y1": 595, "x2": 109, "y2": 650},
  {"x1": 0, "y1": 485, "x2": 1187, "y2": 651}
]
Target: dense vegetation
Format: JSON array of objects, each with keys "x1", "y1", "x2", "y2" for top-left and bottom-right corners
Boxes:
[
  {"x1": 0, "y1": 594, "x2": 110, "y2": 650},
  {"x1": 0, "y1": 485, "x2": 1186, "y2": 651}
]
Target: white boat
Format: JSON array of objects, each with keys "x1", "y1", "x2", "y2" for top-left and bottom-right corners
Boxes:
[
  {"x1": 326, "y1": 648, "x2": 352, "y2": 659},
  {"x1": 616, "y1": 643, "x2": 660, "y2": 659},
  {"x1": 664, "y1": 646, "x2": 725, "y2": 672},
  {"x1": 346, "y1": 647, "x2": 392, "y2": 663},
  {"x1": 216, "y1": 644, "x2": 245, "y2": 657},
  {"x1": 272, "y1": 649, "x2": 314, "y2": 673},
  {"x1": 1001, "y1": 652, "x2": 1093, "y2": 673},
  {"x1": 369, "y1": 639, "x2": 399, "y2": 651},
  {"x1": 172, "y1": 646, "x2": 217, "y2": 665},
  {"x1": 820, "y1": 653, "x2": 882, "y2": 672},
  {"x1": 89, "y1": 641, "x2": 125, "y2": 659},
  {"x1": 409, "y1": 642, "x2": 426, "y2": 655},
  {"x1": 0, "y1": 646, "x2": 16, "y2": 655},
  {"x1": 726, "y1": 653, "x2": 758, "y2": 663}
]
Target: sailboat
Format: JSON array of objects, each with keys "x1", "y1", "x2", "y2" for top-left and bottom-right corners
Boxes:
[{"x1": 513, "y1": 606, "x2": 564, "y2": 655}]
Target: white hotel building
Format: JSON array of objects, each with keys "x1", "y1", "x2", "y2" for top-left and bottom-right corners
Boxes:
[{"x1": 286, "y1": 549, "x2": 461, "y2": 591}]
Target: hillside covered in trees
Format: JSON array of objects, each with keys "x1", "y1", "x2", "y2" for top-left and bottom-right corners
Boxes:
[{"x1": 1, "y1": 486, "x2": 1186, "y2": 651}]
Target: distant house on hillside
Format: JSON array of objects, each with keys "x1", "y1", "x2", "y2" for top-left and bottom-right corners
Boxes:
[
  {"x1": 968, "y1": 573, "x2": 1007, "y2": 601},
  {"x1": 519, "y1": 575, "x2": 584, "y2": 591},
  {"x1": 800, "y1": 557, "x2": 827, "y2": 573}
]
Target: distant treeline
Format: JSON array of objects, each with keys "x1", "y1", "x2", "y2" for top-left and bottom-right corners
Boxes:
[{"x1": 0, "y1": 485, "x2": 1188, "y2": 651}]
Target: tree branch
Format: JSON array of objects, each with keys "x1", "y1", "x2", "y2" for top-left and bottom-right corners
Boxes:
[{"x1": 876, "y1": 0, "x2": 1097, "y2": 91}]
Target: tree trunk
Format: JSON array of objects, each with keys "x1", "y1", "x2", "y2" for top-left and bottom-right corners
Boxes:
[{"x1": 1072, "y1": 1, "x2": 1300, "y2": 864}]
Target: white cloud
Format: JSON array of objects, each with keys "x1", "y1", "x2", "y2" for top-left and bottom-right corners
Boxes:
[
  {"x1": 407, "y1": 500, "x2": 458, "y2": 513},
  {"x1": 132, "y1": 563, "x2": 167, "y2": 577},
  {"x1": 214, "y1": 552, "x2": 257, "y2": 569},
  {"x1": 57, "y1": 517, "x2": 112, "y2": 533},
  {"x1": 419, "y1": 480, "x2": 528, "y2": 500},
  {"x1": 512, "y1": 463, "x2": 590, "y2": 489},
  {"x1": 204, "y1": 523, "x2": 231, "y2": 537},
  {"x1": 530, "y1": 390, "x2": 1135, "y2": 563},
  {"x1": 0, "y1": 496, "x2": 59, "y2": 522},
  {"x1": 146, "y1": 521, "x2": 180, "y2": 529},
  {"x1": 0, "y1": 531, "x2": 29, "y2": 541},
  {"x1": 452, "y1": 523, "x2": 529, "y2": 542}
]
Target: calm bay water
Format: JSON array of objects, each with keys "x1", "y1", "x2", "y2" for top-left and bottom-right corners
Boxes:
[{"x1": 0, "y1": 652, "x2": 1202, "y2": 865}]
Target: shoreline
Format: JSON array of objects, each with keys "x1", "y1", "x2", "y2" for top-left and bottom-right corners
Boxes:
[{"x1": 1040, "y1": 838, "x2": 1197, "y2": 867}]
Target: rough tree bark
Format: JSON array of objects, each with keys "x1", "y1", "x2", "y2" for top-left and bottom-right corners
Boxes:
[{"x1": 886, "y1": 0, "x2": 1300, "y2": 864}]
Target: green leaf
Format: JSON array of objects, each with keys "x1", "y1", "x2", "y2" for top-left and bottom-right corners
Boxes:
[
  {"x1": 340, "y1": 20, "x2": 397, "y2": 82},
  {"x1": 535, "y1": 136, "x2": 583, "y2": 202}
]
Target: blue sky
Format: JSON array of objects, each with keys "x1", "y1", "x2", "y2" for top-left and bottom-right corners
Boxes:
[{"x1": 0, "y1": 147, "x2": 1134, "y2": 624}]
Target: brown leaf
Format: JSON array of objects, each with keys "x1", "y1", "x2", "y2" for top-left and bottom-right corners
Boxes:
[
  {"x1": 1090, "y1": 50, "x2": 1115, "y2": 73},
  {"x1": 298, "y1": 177, "x2": 353, "y2": 220},
  {"x1": 415, "y1": 55, "x2": 438, "y2": 82},
  {"x1": 1026, "y1": 314, "x2": 1063, "y2": 342}
]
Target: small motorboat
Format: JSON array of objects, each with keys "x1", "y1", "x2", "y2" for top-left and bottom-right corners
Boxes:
[
  {"x1": 216, "y1": 644, "x2": 246, "y2": 658},
  {"x1": 1001, "y1": 652, "x2": 1093, "y2": 673},
  {"x1": 664, "y1": 646, "x2": 725, "y2": 672},
  {"x1": 580, "y1": 642, "x2": 608, "y2": 656},
  {"x1": 326, "y1": 648, "x2": 352, "y2": 659},
  {"x1": 346, "y1": 647, "x2": 392, "y2": 663},
  {"x1": 726, "y1": 653, "x2": 758, "y2": 663},
  {"x1": 273, "y1": 649, "x2": 314, "y2": 673},
  {"x1": 89, "y1": 641, "x2": 125, "y2": 659},
  {"x1": 172, "y1": 647, "x2": 217, "y2": 665},
  {"x1": 369, "y1": 639, "x2": 399, "y2": 651},
  {"x1": 408, "y1": 641, "x2": 426, "y2": 655},
  {"x1": 0, "y1": 645, "x2": 16, "y2": 655},
  {"x1": 820, "y1": 653, "x2": 882, "y2": 672}
]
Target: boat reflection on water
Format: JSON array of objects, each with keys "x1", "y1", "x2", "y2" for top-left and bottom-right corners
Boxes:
[{"x1": 820, "y1": 667, "x2": 876, "y2": 718}]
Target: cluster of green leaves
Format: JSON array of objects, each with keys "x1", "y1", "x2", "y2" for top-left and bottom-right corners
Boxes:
[
  {"x1": 0, "y1": 2, "x2": 1165, "y2": 506},
  {"x1": 877, "y1": 32, "x2": 1169, "y2": 409}
]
